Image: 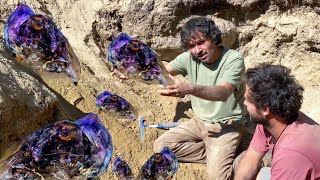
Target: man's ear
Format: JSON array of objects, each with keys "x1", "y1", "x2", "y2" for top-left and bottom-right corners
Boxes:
[{"x1": 261, "y1": 106, "x2": 270, "y2": 116}]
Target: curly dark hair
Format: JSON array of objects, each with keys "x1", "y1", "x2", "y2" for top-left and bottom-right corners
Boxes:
[
  {"x1": 244, "y1": 63, "x2": 304, "y2": 124},
  {"x1": 180, "y1": 17, "x2": 222, "y2": 51}
]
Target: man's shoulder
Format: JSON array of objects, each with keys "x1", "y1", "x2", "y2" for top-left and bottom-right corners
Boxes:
[
  {"x1": 271, "y1": 150, "x2": 318, "y2": 180},
  {"x1": 254, "y1": 124, "x2": 271, "y2": 138},
  {"x1": 221, "y1": 48, "x2": 244, "y2": 66},
  {"x1": 175, "y1": 51, "x2": 194, "y2": 60},
  {"x1": 169, "y1": 51, "x2": 195, "y2": 74},
  {"x1": 223, "y1": 48, "x2": 243, "y2": 58},
  {"x1": 278, "y1": 119, "x2": 320, "y2": 159}
]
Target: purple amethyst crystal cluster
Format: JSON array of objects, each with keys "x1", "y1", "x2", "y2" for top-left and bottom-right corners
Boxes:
[
  {"x1": 96, "y1": 90, "x2": 136, "y2": 120},
  {"x1": 108, "y1": 33, "x2": 172, "y2": 85},
  {"x1": 0, "y1": 113, "x2": 113, "y2": 179},
  {"x1": 137, "y1": 147, "x2": 178, "y2": 180},
  {"x1": 4, "y1": 4, "x2": 80, "y2": 85},
  {"x1": 112, "y1": 156, "x2": 134, "y2": 180}
]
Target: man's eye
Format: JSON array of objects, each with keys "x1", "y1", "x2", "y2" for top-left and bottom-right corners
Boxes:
[
  {"x1": 199, "y1": 41, "x2": 205, "y2": 45},
  {"x1": 189, "y1": 45, "x2": 195, "y2": 49}
]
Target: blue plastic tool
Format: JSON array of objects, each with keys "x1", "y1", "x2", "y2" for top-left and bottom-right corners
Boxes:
[{"x1": 139, "y1": 117, "x2": 181, "y2": 142}]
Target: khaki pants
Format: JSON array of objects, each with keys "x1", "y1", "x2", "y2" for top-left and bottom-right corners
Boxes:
[{"x1": 154, "y1": 117, "x2": 243, "y2": 180}]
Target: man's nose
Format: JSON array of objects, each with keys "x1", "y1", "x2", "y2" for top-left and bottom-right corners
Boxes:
[{"x1": 195, "y1": 45, "x2": 201, "y2": 54}]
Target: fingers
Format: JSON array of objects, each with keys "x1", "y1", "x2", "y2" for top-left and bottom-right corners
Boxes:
[
  {"x1": 157, "y1": 88, "x2": 179, "y2": 97},
  {"x1": 158, "y1": 80, "x2": 180, "y2": 97},
  {"x1": 158, "y1": 85, "x2": 165, "y2": 89},
  {"x1": 159, "y1": 92, "x2": 180, "y2": 97},
  {"x1": 157, "y1": 88, "x2": 177, "y2": 94},
  {"x1": 158, "y1": 84, "x2": 177, "y2": 90}
]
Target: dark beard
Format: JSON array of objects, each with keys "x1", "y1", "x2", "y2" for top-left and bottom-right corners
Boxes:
[{"x1": 250, "y1": 115, "x2": 268, "y2": 125}]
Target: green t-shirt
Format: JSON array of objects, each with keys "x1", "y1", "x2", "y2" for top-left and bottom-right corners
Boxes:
[{"x1": 169, "y1": 47, "x2": 247, "y2": 123}]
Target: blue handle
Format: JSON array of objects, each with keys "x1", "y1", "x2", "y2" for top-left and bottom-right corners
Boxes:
[{"x1": 157, "y1": 122, "x2": 181, "y2": 129}]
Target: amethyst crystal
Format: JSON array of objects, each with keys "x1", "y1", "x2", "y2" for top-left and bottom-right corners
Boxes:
[
  {"x1": 112, "y1": 156, "x2": 134, "y2": 180},
  {"x1": 4, "y1": 4, "x2": 80, "y2": 85},
  {"x1": 96, "y1": 90, "x2": 136, "y2": 120},
  {"x1": 0, "y1": 113, "x2": 113, "y2": 179},
  {"x1": 137, "y1": 147, "x2": 178, "y2": 180},
  {"x1": 108, "y1": 33, "x2": 172, "y2": 85}
]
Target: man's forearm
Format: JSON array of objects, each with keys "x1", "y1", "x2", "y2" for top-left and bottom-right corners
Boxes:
[
  {"x1": 234, "y1": 162, "x2": 259, "y2": 180},
  {"x1": 190, "y1": 84, "x2": 231, "y2": 102},
  {"x1": 234, "y1": 150, "x2": 262, "y2": 180}
]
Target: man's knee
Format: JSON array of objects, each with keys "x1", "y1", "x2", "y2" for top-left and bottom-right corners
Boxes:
[
  {"x1": 153, "y1": 136, "x2": 166, "y2": 153},
  {"x1": 206, "y1": 143, "x2": 239, "y2": 180}
]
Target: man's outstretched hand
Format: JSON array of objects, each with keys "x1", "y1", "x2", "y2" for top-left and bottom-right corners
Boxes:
[{"x1": 157, "y1": 75, "x2": 193, "y2": 97}]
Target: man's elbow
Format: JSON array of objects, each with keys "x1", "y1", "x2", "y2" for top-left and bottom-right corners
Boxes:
[
  {"x1": 220, "y1": 92, "x2": 232, "y2": 102},
  {"x1": 217, "y1": 85, "x2": 234, "y2": 102}
]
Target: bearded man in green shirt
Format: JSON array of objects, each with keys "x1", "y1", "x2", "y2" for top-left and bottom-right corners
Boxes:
[{"x1": 154, "y1": 17, "x2": 247, "y2": 180}]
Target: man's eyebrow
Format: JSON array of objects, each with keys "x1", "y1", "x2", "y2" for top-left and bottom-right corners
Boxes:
[
  {"x1": 244, "y1": 91, "x2": 252, "y2": 101},
  {"x1": 246, "y1": 95, "x2": 255, "y2": 103},
  {"x1": 189, "y1": 38, "x2": 205, "y2": 45}
]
